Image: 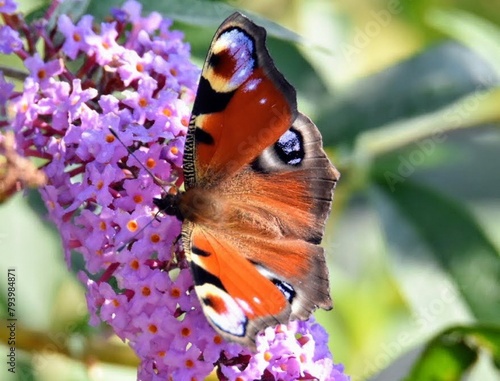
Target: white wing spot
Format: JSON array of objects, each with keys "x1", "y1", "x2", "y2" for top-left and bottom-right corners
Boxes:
[
  {"x1": 236, "y1": 298, "x2": 253, "y2": 314},
  {"x1": 245, "y1": 78, "x2": 261, "y2": 92}
]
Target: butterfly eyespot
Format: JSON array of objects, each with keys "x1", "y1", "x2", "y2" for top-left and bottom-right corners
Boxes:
[
  {"x1": 272, "y1": 278, "x2": 296, "y2": 303},
  {"x1": 274, "y1": 127, "x2": 304, "y2": 166}
]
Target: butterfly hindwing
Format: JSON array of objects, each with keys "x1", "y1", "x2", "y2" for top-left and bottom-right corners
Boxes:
[
  {"x1": 176, "y1": 13, "x2": 340, "y2": 348},
  {"x1": 185, "y1": 223, "x2": 290, "y2": 344}
]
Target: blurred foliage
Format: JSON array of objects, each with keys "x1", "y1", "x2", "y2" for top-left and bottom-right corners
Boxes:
[{"x1": 1, "y1": 0, "x2": 500, "y2": 380}]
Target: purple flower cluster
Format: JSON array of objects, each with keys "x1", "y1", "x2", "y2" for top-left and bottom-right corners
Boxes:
[{"x1": 0, "y1": 1, "x2": 349, "y2": 380}]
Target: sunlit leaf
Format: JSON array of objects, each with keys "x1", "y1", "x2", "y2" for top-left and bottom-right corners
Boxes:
[
  {"x1": 319, "y1": 42, "x2": 498, "y2": 146},
  {"x1": 405, "y1": 325, "x2": 500, "y2": 381},
  {"x1": 374, "y1": 180, "x2": 500, "y2": 322},
  {"x1": 428, "y1": 8, "x2": 500, "y2": 76}
]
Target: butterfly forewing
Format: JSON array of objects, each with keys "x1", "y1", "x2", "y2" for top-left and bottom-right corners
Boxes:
[
  {"x1": 183, "y1": 13, "x2": 297, "y2": 189},
  {"x1": 176, "y1": 12, "x2": 339, "y2": 349}
]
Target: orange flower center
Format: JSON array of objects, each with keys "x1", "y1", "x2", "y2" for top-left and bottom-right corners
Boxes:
[{"x1": 127, "y1": 220, "x2": 138, "y2": 232}]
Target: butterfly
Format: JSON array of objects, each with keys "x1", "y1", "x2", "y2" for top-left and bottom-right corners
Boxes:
[{"x1": 155, "y1": 12, "x2": 340, "y2": 349}]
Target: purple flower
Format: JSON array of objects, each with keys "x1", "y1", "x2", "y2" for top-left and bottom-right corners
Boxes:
[
  {"x1": 0, "y1": 1, "x2": 349, "y2": 380},
  {"x1": 0, "y1": 71, "x2": 14, "y2": 106},
  {"x1": 36, "y1": 79, "x2": 98, "y2": 131},
  {"x1": 0, "y1": 0, "x2": 16, "y2": 14},
  {"x1": 57, "y1": 14, "x2": 94, "y2": 59},
  {"x1": 0, "y1": 25, "x2": 23, "y2": 53},
  {"x1": 24, "y1": 54, "x2": 64, "y2": 88},
  {"x1": 85, "y1": 21, "x2": 123, "y2": 66}
]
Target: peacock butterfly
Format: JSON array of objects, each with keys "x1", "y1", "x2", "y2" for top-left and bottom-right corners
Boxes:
[{"x1": 154, "y1": 12, "x2": 340, "y2": 349}]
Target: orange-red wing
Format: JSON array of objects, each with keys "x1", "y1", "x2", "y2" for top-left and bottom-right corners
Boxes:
[
  {"x1": 184, "y1": 223, "x2": 291, "y2": 348},
  {"x1": 183, "y1": 13, "x2": 297, "y2": 189}
]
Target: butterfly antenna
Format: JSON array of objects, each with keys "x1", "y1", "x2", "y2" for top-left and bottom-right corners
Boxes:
[
  {"x1": 114, "y1": 209, "x2": 166, "y2": 253},
  {"x1": 108, "y1": 127, "x2": 179, "y2": 251},
  {"x1": 108, "y1": 127, "x2": 171, "y2": 193}
]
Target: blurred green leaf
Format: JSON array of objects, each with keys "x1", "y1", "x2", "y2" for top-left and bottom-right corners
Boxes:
[
  {"x1": 86, "y1": 0, "x2": 237, "y2": 26},
  {"x1": 86, "y1": 0, "x2": 302, "y2": 43},
  {"x1": 0, "y1": 193, "x2": 66, "y2": 329},
  {"x1": 375, "y1": 180, "x2": 500, "y2": 322},
  {"x1": 266, "y1": 37, "x2": 328, "y2": 104},
  {"x1": 428, "y1": 8, "x2": 500, "y2": 76},
  {"x1": 25, "y1": 0, "x2": 91, "y2": 30},
  {"x1": 24, "y1": 1, "x2": 50, "y2": 24},
  {"x1": 405, "y1": 334, "x2": 477, "y2": 380},
  {"x1": 349, "y1": 86, "x2": 500, "y2": 177},
  {"x1": 405, "y1": 325, "x2": 500, "y2": 381},
  {"x1": 319, "y1": 42, "x2": 498, "y2": 147}
]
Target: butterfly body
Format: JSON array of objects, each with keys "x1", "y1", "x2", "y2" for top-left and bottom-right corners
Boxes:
[{"x1": 157, "y1": 12, "x2": 340, "y2": 348}]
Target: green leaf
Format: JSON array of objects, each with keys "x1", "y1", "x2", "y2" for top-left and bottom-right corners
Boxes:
[
  {"x1": 0, "y1": 192, "x2": 67, "y2": 329},
  {"x1": 428, "y1": 8, "x2": 500, "y2": 77},
  {"x1": 406, "y1": 338, "x2": 476, "y2": 380},
  {"x1": 374, "y1": 180, "x2": 500, "y2": 323},
  {"x1": 26, "y1": 0, "x2": 91, "y2": 30},
  {"x1": 24, "y1": 1, "x2": 51, "y2": 25},
  {"x1": 85, "y1": 0, "x2": 302, "y2": 43},
  {"x1": 318, "y1": 42, "x2": 498, "y2": 147},
  {"x1": 405, "y1": 325, "x2": 500, "y2": 381}
]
